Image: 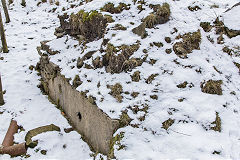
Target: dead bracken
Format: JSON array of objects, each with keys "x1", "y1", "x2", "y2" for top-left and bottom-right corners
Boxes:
[
  {"x1": 72, "y1": 75, "x2": 82, "y2": 88},
  {"x1": 162, "y1": 118, "x2": 175, "y2": 130},
  {"x1": 234, "y1": 62, "x2": 240, "y2": 72},
  {"x1": 109, "y1": 83, "x2": 123, "y2": 102},
  {"x1": 145, "y1": 74, "x2": 159, "y2": 84},
  {"x1": 201, "y1": 80, "x2": 223, "y2": 95},
  {"x1": 173, "y1": 30, "x2": 201, "y2": 58},
  {"x1": 100, "y1": 42, "x2": 141, "y2": 73},
  {"x1": 200, "y1": 22, "x2": 212, "y2": 32},
  {"x1": 113, "y1": 24, "x2": 127, "y2": 30},
  {"x1": 144, "y1": 3, "x2": 170, "y2": 28},
  {"x1": 131, "y1": 71, "x2": 141, "y2": 82},
  {"x1": 132, "y1": 3, "x2": 170, "y2": 37},
  {"x1": 177, "y1": 81, "x2": 188, "y2": 88},
  {"x1": 210, "y1": 112, "x2": 221, "y2": 132},
  {"x1": 214, "y1": 18, "x2": 240, "y2": 39},
  {"x1": 100, "y1": 2, "x2": 130, "y2": 14}
]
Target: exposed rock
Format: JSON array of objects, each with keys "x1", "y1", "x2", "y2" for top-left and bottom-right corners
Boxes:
[
  {"x1": 173, "y1": 30, "x2": 201, "y2": 58},
  {"x1": 201, "y1": 80, "x2": 223, "y2": 95}
]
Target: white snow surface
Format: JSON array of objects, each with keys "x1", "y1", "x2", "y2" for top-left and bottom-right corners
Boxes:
[
  {"x1": 222, "y1": 3, "x2": 240, "y2": 30},
  {"x1": 1, "y1": 0, "x2": 240, "y2": 160}
]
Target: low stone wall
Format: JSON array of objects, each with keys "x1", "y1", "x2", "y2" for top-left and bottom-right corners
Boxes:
[{"x1": 37, "y1": 54, "x2": 119, "y2": 155}]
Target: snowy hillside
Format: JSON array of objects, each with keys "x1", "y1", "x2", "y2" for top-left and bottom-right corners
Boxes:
[{"x1": 1, "y1": 0, "x2": 240, "y2": 159}]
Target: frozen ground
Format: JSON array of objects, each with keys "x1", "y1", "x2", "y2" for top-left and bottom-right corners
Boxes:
[
  {"x1": 0, "y1": 1, "x2": 93, "y2": 160},
  {"x1": 1, "y1": 0, "x2": 240, "y2": 160}
]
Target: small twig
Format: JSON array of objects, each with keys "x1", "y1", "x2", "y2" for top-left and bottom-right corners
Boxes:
[{"x1": 169, "y1": 129, "x2": 192, "y2": 136}]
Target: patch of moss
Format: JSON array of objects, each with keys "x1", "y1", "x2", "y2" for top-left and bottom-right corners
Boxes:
[
  {"x1": 211, "y1": 112, "x2": 221, "y2": 132},
  {"x1": 162, "y1": 118, "x2": 174, "y2": 130},
  {"x1": 201, "y1": 80, "x2": 223, "y2": 95},
  {"x1": 173, "y1": 30, "x2": 201, "y2": 58}
]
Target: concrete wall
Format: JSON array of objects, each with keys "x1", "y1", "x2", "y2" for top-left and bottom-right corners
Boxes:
[{"x1": 37, "y1": 55, "x2": 119, "y2": 155}]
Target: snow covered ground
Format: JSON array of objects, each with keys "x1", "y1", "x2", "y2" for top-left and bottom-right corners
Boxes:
[
  {"x1": 1, "y1": 0, "x2": 240, "y2": 159},
  {"x1": 0, "y1": 1, "x2": 93, "y2": 160}
]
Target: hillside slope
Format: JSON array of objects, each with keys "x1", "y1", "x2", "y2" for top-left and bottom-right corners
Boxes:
[{"x1": 1, "y1": 0, "x2": 240, "y2": 159}]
